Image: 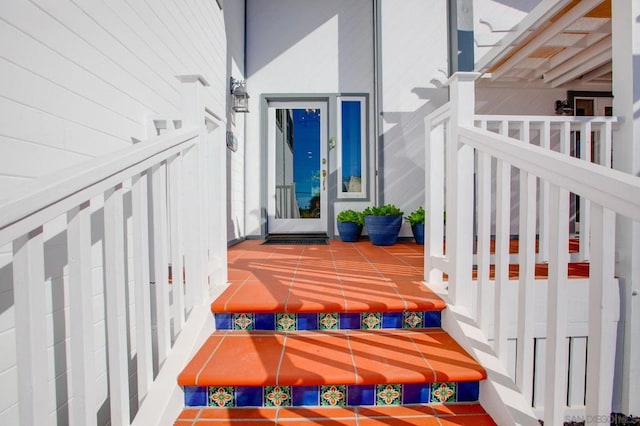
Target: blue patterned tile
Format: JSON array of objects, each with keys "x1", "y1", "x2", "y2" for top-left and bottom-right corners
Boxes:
[
  {"x1": 184, "y1": 386, "x2": 207, "y2": 406},
  {"x1": 361, "y1": 312, "x2": 382, "y2": 330},
  {"x1": 423, "y1": 311, "x2": 441, "y2": 328},
  {"x1": 292, "y1": 386, "x2": 319, "y2": 406},
  {"x1": 320, "y1": 385, "x2": 347, "y2": 406},
  {"x1": 254, "y1": 313, "x2": 275, "y2": 330},
  {"x1": 208, "y1": 386, "x2": 235, "y2": 407},
  {"x1": 297, "y1": 313, "x2": 318, "y2": 330},
  {"x1": 382, "y1": 312, "x2": 403, "y2": 328},
  {"x1": 233, "y1": 313, "x2": 254, "y2": 330},
  {"x1": 347, "y1": 385, "x2": 375, "y2": 406},
  {"x1": 402, "y1": 383, "x2": 431, "y2": 404},
  {"x1": 403, "y1": 311, "x2": 424, "y2": 329},
  {"x1": 215, "y1": 313, "x2": 232, "y2": 330},
  {"x1": 376, "y1": 384, "x2": 402, "y2": 406},
  {"x1": 339, "y1": 313, "x2": 360, "y2": 329},
  {"x1": 431, "y1": 382, "x2": 456, "y2": 403},
  {"x1": 236, "y1": 386, "x2": 263, "y2": 407},
  {"x1": 276, "y1": 313, "x2": 297, "y2": 331},
  {"x1": 265, "y1": 385, "x2": 291, "y2": 407},
  {"x1": 319, "y1": 313, "x2": 338, "y2": 330},
  {"x1": 456, "y1": 381, "x2": 479, "y2": 402}
]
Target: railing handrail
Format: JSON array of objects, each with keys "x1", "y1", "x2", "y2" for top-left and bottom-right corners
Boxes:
[
  {"x1": 0, "y1": 126, "x2": 199, "y2": 248},
  {"x1": 459, "y1": 125, "x2": 640, "y2": 221},
  {"x1": 475, "y1": 114, "x2": 619, "y2": 124},
  {"x1": 427, "y1": 102, "x2": 451, "y2": 127}
]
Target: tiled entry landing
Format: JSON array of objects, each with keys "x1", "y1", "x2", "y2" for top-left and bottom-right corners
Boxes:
[{"x1": 176, "y1": 241, "x2": 496, "y2": 425}]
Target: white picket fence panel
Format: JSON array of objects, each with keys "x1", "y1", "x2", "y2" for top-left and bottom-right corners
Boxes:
[
  {"x1": 0, "y1": 77, "x2": 222, "y2": 425},
  {"x1": 425, "y1": 73, "x2": 639, "y2": 425}
]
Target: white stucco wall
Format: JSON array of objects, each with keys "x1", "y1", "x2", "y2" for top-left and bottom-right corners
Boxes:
[{"x1": 0, "y1": 2, "x2": 238, "y2": 424}]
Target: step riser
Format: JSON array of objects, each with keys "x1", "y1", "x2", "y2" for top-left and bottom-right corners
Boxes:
[
  {"x1": 215, "y1": 311, "x2": 441, "y2": 331},
  {"x1": 184, "y1": 381, "x2": 479, "y2": 408}
]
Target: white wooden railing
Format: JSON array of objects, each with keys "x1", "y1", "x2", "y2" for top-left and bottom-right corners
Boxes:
[
  {"x1": 0, "y1": 76, "x2": 225, "y2": 425},
  {"x1": 425, "y1": 72, "x2": 640, "y2": 425}
]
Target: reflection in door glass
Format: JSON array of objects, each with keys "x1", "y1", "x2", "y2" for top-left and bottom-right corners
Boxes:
[{"x1": 274, "y1": 108, "x2": 321, "y2": 219}]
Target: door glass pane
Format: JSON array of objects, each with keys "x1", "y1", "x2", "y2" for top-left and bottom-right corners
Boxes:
[
  {"x1": 341, "y1": 100, "x2": 362, "y2": 193},
  {"x1": 274, "y1": 108, "x2": 321, "y2": 219}
]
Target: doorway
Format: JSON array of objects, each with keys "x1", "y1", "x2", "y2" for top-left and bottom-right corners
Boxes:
[{"x1": 267, "y1": 101, "x2": 328, "y2": 234}]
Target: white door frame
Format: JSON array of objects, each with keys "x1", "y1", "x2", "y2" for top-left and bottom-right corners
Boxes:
[{"x1": 267, "y1": 100, "x2": 328, "y2": 234}]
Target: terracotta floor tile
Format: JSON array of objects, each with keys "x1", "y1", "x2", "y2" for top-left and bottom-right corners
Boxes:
[
  {"x1": 221, "y1": 281, "x2": 291, "y2": 312},
  {"x1": 176, "y1": 408, "x2": 201, "y2": 419},
  {"x1": 278, "y1": 332, "x2": 357, "y2": 385},
  {"x1": 357, "y1": 404, "x2": 437, "y2": 417},
  {"x1": 393, "y1": 281, "x2": 446, "y2": 311},
  {"x1": 347, "y1": 330, "x2": 436, "y2": 384},
  {"x1": 198, "y1": 407, "x2": 278, "y2": 420},
  {"x1": 178, "y1": 334, "x2": 227, "y2": 385},
  {"x1": 286, "y1": 287, "x2": 346, "y2": 312},
  {"x1": 409, "y1": 332, "x2": 486, "y2": 382},
  {"x1": 438, "y1": 414, "x2": 497, "y2": 425},
  {"x1": 277, "y1": 406, "x2": 357, "y2": 420},
  {"x1": 341, "y1": 283, "x2": 406, "y2": 312},
  {"x1": 195, "y1": 332, "x2": 286, "y2": 386},
  {"x1": 431, "y1": 403, "x2": 488, "y2": 416}
]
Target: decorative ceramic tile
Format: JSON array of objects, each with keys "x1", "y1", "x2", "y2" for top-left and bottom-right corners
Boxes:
[
  {"x1": 361, "y1": 312, "x2": 382, "y2": 330},
  {"x1": 456, "y1": 381, "x2": 479, "y2": 402},
  {"x1": 254, "y1": 313, "x2": 275, "y2": 330},
  {"x1": 403, "y1": 311, "x2": 423, "y2": 329},
  {"x1": 184, "y1": 386, "x2": 208, "y2": 406},
  {"x1": 265, "y1": 385, "x2": 291, "y2": 407},
  {"x1": 402, "y1": 383, "x2": 431, "y2": 404},
  {"x1": 235, "y1": 386, "x2": 263, "y2": 407},
  {"x1": 233, "y1": 313, "x2": 254, "y2": 330},
  {"x1": 214, "y1": 313, "x2": 233, "y2": 330},
  {"x1": 382, "y1": 312, "x2": 403, "y2": 328},
  {"x1": 319, "y1": 313, "x2": 338, "y2": 330},
  {"x1": 376, "y1": 384, "x2": 402, "y2": 406},
  {"x1": 339, "y1": 313, "x2": 360, "y2": 329},
  {"x1": 276, "y1": 313, "x2": 297, "y2": 331},
  {"x1": 320, "y1": 385, "x2": 346, "y2": 406},
  {"x1": 292, "y1": 386, "x2": 319, "y2": 406},
  {"x1": 297, "y1": 313, "x2": 318, "y2": 330},
  {"x1": 431, "y1": 382, "x2": 456, "y2": 403},
  {"x1": 423, "y1": 311, "x2": 441, "y2": 328},
  {"x1": 347, "y1": 385, "x2": 375, "y2": 406},
  {"x1": 208, "y1": 386, "x2": 235, "y2": 407}
]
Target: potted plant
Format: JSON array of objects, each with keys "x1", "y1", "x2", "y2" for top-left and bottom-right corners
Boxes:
[
  {"x1": 363, "y1": 204, "x2": 404, "y2": 246},
  {"x1": 405, "y1": 206, "x2": 425, "y2": 245},
  {"x1": 336, "y1": 209, "x2": 364, "y2": 242}
]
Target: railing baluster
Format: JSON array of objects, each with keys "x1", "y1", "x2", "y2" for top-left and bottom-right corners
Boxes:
[
  {"x1": 586, "y1": 203, "x2": 617, "y2": 420},
  {"x1": 476, "y1": 120, "x2": 492, "y2": 335},
  {"x1": 67, "y1": 202, "x2": 97, "y2": 426},
  {"x1": 131, "y1": 172, "x2": 153, "y2": 399},
  {"x1": 579, "y1": 122, "x2": 592, "y2": 260},
  {"x1": 538, "y1": 121, "x2": 551, "y2": 262},
  {"x1": 494, "y1": 121, "x2": 511, "y2": 363},
  {"x1": 516, "y1": 124, "x2": 537, "y2": 404},
  {"x1": 168, "y1": 154, "x2": 185, "y2": 330},
  {"x1": 104, "y1": 184, "x2": 131, "y2": 425},
  {"x1": 425, "y1": 117, "x2": 446, "y2": 286},
  {"x1": 544, "y1": 183, "x2": 570, "y2": 426},
  {"x1": 602, "y1": 121, "x2": 612, "y2": 167},
  {"x1": 13, "y1": 227, "x2": 49, "y2": 425},
  {"x1": 151, "y1": 162, "x2": 171, "y2": 362}
]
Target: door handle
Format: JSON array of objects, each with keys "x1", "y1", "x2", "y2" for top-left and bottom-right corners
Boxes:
[{"x1": 322, "y1": 170, "x2": 327, "y2": 191}]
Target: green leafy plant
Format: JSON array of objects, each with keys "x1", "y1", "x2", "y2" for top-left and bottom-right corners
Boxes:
[
  {"x1": 405, "y1": 206, "x2": 425, "y2": 226},
  {"x1": 336, "y1": 209, "x2": 364, "y2": 226},
  {"x1": 363, "y1": 204, "x2": 404, "y2": 217}
]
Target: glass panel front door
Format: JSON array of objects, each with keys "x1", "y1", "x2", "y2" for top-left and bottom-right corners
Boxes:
[{"x1": 267, "y1": 101, "x2": 327, "y2": 234}]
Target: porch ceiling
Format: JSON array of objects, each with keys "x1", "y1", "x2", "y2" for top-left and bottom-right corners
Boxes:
[{"x1": 476, "y1": 0, "x2": 612, "y2": 88}]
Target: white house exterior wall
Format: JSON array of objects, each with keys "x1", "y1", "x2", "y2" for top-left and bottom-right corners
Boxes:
[
  {"x1": 0, "y1": 2, "x2": 239, "y2": 424},
  {"x1": 244, "y1": 0, "x2": 375, "y2": 237},
  {"x1": 377, "y1": 0, "x2": 449, "y2": 237}
]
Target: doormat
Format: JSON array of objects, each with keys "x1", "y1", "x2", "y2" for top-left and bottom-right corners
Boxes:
[{"x1": 263, "y1": 234, "x2": 329, "y2": 245}]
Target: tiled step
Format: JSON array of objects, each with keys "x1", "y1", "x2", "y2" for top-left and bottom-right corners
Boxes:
[
  {"x1": 178, "y1": 329, "x2": 486, "y2": 408},
  {"x1": 213, "y1": 310, "x2": 442, "y2": 331},
  {"x1": 175, "y1": 403, "x2": 497, "y2": 425}
]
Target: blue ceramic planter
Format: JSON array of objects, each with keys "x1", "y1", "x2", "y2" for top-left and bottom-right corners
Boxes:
[
  {"x1": 364, "y1": 215, "x2": 402, "y2": 246},
  {"x1": 337, "y1": 222, "x2": 363, "y2": 242},
  {"x1": 412, "y1": 223, "x2": 424, "y2": 245}
]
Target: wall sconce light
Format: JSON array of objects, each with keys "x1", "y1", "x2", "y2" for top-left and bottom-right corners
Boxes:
[
  {"x1": 230, "y1": 77, "x2": 249, "y2": 113},
  {"x1": 554, "y1": 99, "x2": 573, "y2": 115}
]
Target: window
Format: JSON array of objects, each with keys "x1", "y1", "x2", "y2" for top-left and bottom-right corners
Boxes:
[{"x1": 337, "y1": 96, "x2": 367, "y2": 198}]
